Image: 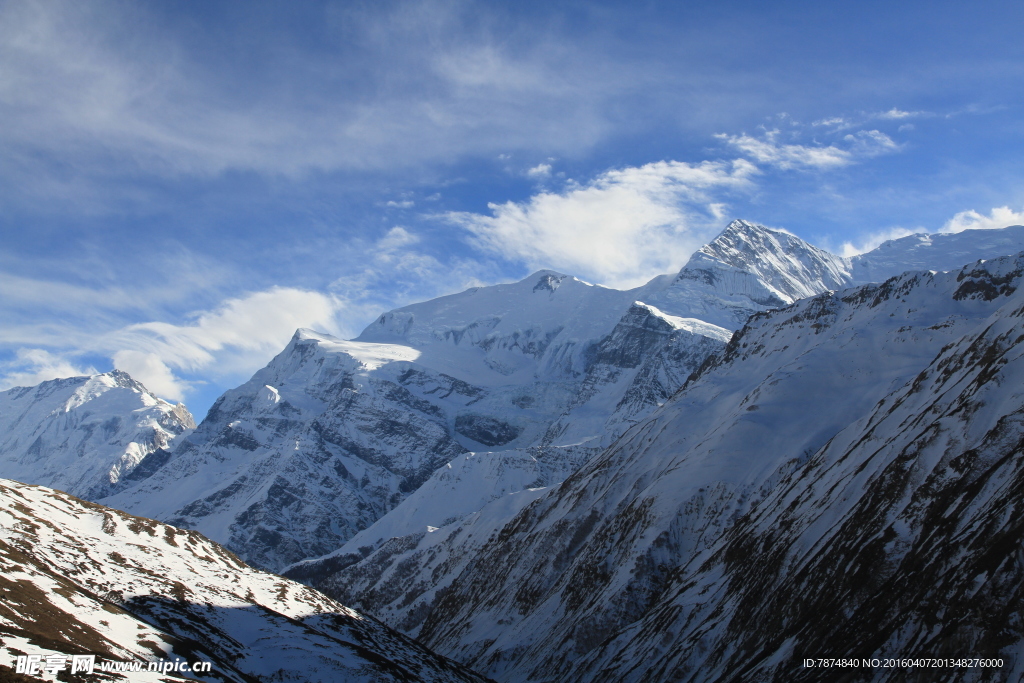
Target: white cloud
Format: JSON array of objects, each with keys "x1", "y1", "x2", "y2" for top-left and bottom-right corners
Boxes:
[
  {"x1": 941, "y1": 206, "x2": 1024, "y2": 233},
  {"x1": 812, "y1": 117, "x2": 847, "y2": 127},
  {"x1": 0, "y1": 286, "x2": 343, "y2": 401},
  {"x1": 98, "y1": 287, "x2": 341, "y2": 400},
  {"x1": 386, "y1": 200, "x2": 415, "y2": 209},
  {"x1": 844, "y1": 129, "x2": 900, "y2": 156},
  {"x1": 875, "y1": 108, "x2": 928, "y2": 120},
  {"x1": 112, "y1": 350, "x2": 188, "y2": 402},
  {"x1": 447, "y1": 159, "x2": 757, "y2": 289},
  {"x1": 718, "y1": 129, "x2": 899, "y2": 171},
  {"x1": 526, "y1": 163, "x2": 552, "y2": 178},
  {"x1": 0, "y1": 349, "x2": 97, "y2": 391},
  {"x1": 375, "y1": 226, "x2": 420, "y2": 252},
  {"x1": 720, "y1": 131, "x2": 850, "y2": 169},
  {"x1": 0, "y1": 0, "x2": 646, "y2": 189},
  {"x1": 105, "y1": 288, "x2": 341, "y2": 377}
]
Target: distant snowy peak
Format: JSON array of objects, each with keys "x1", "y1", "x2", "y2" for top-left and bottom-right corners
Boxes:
[
  {"x1": 0, "y1": 370, "x2": 194, "y2": 499},
  {"x1": 693, "y1": 219, "x2": 852, "y2": 299},
  {"x1": 646, "y1": 220, "x2": 851, "y2": 329},
  {"x1": 850, "y1": 224, "x2": 1024, "y2": 284},
  {"x1": 354, "y1": 269, "x2": 668, "y2": 383}
]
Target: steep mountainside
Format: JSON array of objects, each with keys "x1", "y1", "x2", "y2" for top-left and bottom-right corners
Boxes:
[
  {"x1": 399, "y1": 254, "x2": 1024, "y2": 682},
  {"x1": 649, "y1": 219, "x2": 852, "y2": 329},
  {"x1": 101, "y1": 330, "x2": 469, "y2": 572},
  {"x1": 98, "y1": 251, "x2": 751, "y2": 571},
  {"x1": 0, "y1": 371, "x2": 194, "y2": 500},
  {"x1": 10, "y1": 222, "x2": 1024, "y2": 579},
  {"x1": 0, "y1": 478, "x2": 490, "y2": 683}
]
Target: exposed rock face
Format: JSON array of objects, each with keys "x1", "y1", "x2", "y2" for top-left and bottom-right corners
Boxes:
[
  {"x1": 99, "y1": 261, "x2": 739, "y2": 571},
  {"x1": 398, "y1": 254, "x2": 1024, "y2": 682},
  {"x1": 0, "y1": 370, "x2": 194, "y2": 500},
  {"x1": 0, "y1": 478, "x2": 491, "y2": 682},
  {"x1": 9, "y1": 221, "x2": 1024, "y2": 585},
  {"x1": 101, "y1": 331, "x2": 470, "y2": 572},
  {"x1": 649, "y1": 219, "x2": 854, "y2": 329}
]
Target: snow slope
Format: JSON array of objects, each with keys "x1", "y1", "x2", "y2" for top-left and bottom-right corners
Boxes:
[
  {"x1": 403, "y1": 253, "x2": 1024, "y2": 682},
  {"x1": 0, "y1": 371, "x2": 194, "y2": 500},
  {"x1": 0, "y1": 478, "x2": 490, "y2": 682},
  {"x1": 98, "y1": 265, "x2": 736, "y2": 570},
  {"x1": 850, "y1": 224, "x2": 1024, "y2": 283},
  {"x1": 649, "y1": 219, "x2": 852, "y2": 329},
  {"x1": 11, "y1": 221, "x2": 1024, "y2": 580}
]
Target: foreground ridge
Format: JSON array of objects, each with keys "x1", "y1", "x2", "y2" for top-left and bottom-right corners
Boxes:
[{"x1": 0, "y1": 478, "x2": 490, "y2": 682}]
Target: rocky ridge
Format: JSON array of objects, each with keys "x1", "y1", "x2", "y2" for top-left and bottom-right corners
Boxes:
[
  {"x1": 0, "y1": 370, "x2": 194, "y2": 500},
  {"x1": 0, "y1": 477, "x2": 491, "y2": 682},
  {"x1": 398, "y1": 253, "x2": 1024, "y2": 682}
]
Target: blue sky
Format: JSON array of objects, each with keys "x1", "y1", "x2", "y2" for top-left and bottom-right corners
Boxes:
[{"x1": 3, "y1": 0, "x2": 1024, "y2": 418}]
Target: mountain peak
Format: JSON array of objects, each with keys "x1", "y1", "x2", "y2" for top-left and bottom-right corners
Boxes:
[
  {"x1": 643, "y1": 220, "x2": 852, "y2": 329},
  {"x1": 702, "y1": 219, "x2": 817, "y2": 262},
  {"x1": 722, "y1": 217, "x2": 779, "y2": 234},
  {"x1": 0, "y1": 371, "x2": 195, "y2": 500},
  {"x1": 691, "y1": 219, "x2": 851, "y2": 298}
]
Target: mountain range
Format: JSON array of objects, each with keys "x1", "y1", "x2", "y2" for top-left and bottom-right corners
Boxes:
[{"x1": 3, "y1": 219, "x2": 1024, "y2": 681}]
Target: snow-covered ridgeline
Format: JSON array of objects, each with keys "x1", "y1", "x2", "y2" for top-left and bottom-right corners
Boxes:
[
  {"x1": 0, "y1": 478, "x2": 490, "y2": 682},
  {"x1": 98, "y1": 270, "x2": 736, "y2": 571},
  {"x1": 0, "y1": 370, "x2": 194, "y2": 500},
  {"x1": 382, "y1": 253, "x2": 1024, "y2": 681},
  {"x1": 6, "y1": 220, "x2": 1024, "y2": 579},
  {"x1": 100, "y1": 329, "x2": 468, "y2": 572}
]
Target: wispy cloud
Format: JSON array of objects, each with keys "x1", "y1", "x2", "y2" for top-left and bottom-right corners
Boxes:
[
  {"x1": 446, "y1": 159, "x2": 757, "y2": 289},
  {"x1": 875, "y1": 108, "x2": 928, "y2": 120},
  {"x1": 0, "y1": 0, "x2": 649, "y2": 192},
  {"x1": 526, "y1": 163, "x2": 552, "y2": 179},
  {"x1": 102, "y1": 288, "x2": 342, "y2": 400},
  {"x1": 0, "y1": 349, "x2": 98, "y2": 392},
  {"x1": 0, "y1": 286, "x2": 342, "y2": 402},
  {"x1": 717, "y1": 129, "x2": 899, "y2": 170}
]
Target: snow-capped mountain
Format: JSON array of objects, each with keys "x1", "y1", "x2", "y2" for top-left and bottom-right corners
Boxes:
[
  {"x1": 649, "y1": 219, "x2": 853, "y2": 329},
  {"x1": 111, "y1": 219, "x2": 889, "y2": 573},
  {"x1": 0, "y1": 370, "x2": 194, "y2": 500},
  {"x1": 96, "y1": 261, "x2": 739, "y2": 571},
  {"x1": 8, "y1": 220, "x2": 1024, "y2": 582},
  {"x1": 284, "y1": 224, "x2": 1024, "y2": 644},
  {"x1": 361, "y1": 252, "x2": 1024, "y2": 682},
  {"x1": 850, "y1": 223, "x2": 1024, "y2": 283},
  {"x1": 0, "y1": 478, "x2": 490, "y2": 682},
  {"x1": 99, "y1": 329, "x2": 469, "y2": 572}
]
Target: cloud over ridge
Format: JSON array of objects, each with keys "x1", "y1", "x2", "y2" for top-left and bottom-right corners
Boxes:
[{"x1": 447, "y1": 159, "x2": 757, "y2": 289}]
